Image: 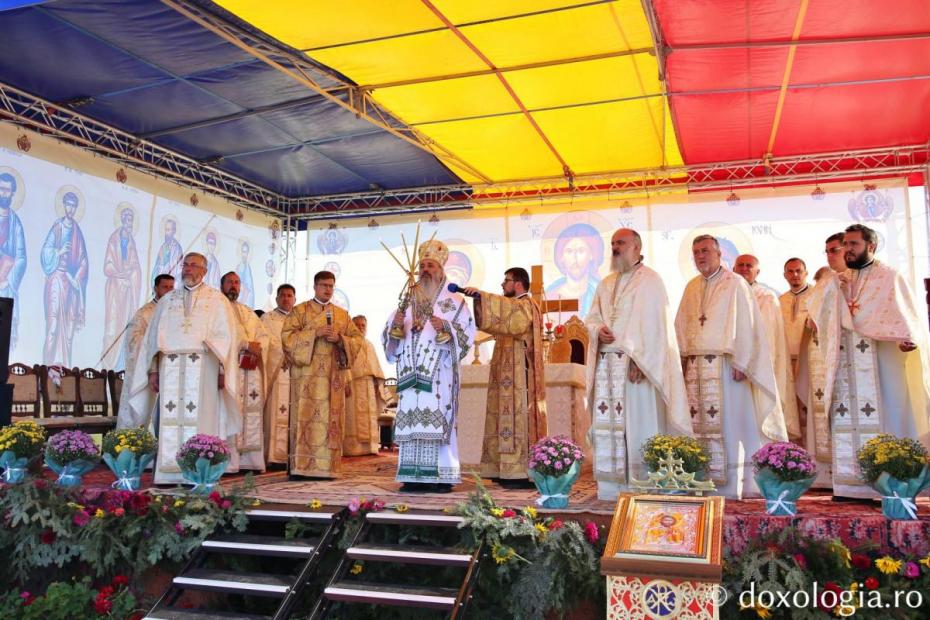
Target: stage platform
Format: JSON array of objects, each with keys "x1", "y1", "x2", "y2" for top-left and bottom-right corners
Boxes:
[{"x1": 72, "y1": 451, "x2": 930, "y2": 556}]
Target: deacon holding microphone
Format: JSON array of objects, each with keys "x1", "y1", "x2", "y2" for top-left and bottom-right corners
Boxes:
[
  {"x1": 460, "y1": 267, "x2": 547, "y2": 487},
  {"x1": 282, "y1": 270, "x2": 362, "y2": 479}
]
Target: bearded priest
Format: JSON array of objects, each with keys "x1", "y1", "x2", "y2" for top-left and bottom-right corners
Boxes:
[
  {"x1": 383, "y1": 240, "x2": 475, "y2": 493},
  {"x1": 808, "y1": 223, "x2": 930, "y2": 498},
  {"x1": 584, "y1": 228, "x2": 692, "y2": 500}
]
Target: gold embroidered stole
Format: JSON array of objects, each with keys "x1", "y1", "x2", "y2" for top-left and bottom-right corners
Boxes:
[
  {"x1": 592, "y1": 350, "x2": 630, "y2": 483},
  {"x1": 830, "y1": 331, "x2": 883, "y2": 488},
  {"x1": 685, "y1": 354, "x2": 726, "y2": 485}
]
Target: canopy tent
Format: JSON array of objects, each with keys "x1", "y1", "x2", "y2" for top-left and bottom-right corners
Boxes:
[{"x1": 0, "y1": 0, "x2": 927, "y2": 216}]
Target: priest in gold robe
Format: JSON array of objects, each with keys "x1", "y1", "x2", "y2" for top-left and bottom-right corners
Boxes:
[
  {"x1": 343, "y1": 315, "x2": 387, "y2": 456},
  {"x1": 734, "y1": 254, "x2": 801, "y2": 441},
  {"x1": 463, "y1": 267, "x2": 547, "y2": 486},
  {"x1": 116, "y1": 273, "x2": 174, "y2": 428},
  {"x1": 584, "y1": 229, "x2": 692, "y2": 500},
  {"x1": 127, "y1": 252, "x2": 239, "y2": 484},
  {"x1": 808, "y1": 224, "x2": 930, "y2": 498},
  {"x1": 675, "y1": 236, "x2": 788, "y2": 499},
  {"x1": 222, "y1": 271, "x2": 270, "y2": 471},
  {"x1": 261, "y1": 284, "x2": 296, "y2": 466},
  {"x1": 283, "y1": 270, "x2": 362, "y2": 478}
]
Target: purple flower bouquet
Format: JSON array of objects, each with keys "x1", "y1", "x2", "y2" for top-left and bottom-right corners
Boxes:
[
  {"x1": 752, "y1": 442, "x2": 817, "y2": 516},
  {"x1": 44, "y1": 430, "x2": 100, "y2": 487},
  {"x1": 529, "y1": 436, "x2": 584, "y2": 508},
  {"x1": 176, "y1": 434, "x2": 230, "y2": 494}
]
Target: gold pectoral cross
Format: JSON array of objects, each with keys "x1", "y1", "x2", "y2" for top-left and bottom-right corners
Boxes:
[{"x1": 182, "y1": 317, "x2": 193, "y2": 333}]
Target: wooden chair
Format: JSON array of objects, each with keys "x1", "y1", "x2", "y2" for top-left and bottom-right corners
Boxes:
[
  {"x1": 38, "y1": 365, "x2": 115, "y2": 435},
  {"x1": 547, "y1": 316, "x2": 589, "y2": 365},
  {"x1": 78, "y1": 367, "x2": 109, "y2": 416},
  {"x1": 40, "y1": 365, "x2": 80, "y2": 419},
  {"x1": 379, "y1": 378, "x2": 398, "y2": 451},
  {"x1": 108, "y1": 370, "x2": 124, "y2": 415},
  {"x1": 8, "y1": 363, "x2": 41, "y2": 419}
]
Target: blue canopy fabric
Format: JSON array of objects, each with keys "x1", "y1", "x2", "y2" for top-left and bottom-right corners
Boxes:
[{"x1": 0, "y1": 0, "x2": 462, "y2": 198}]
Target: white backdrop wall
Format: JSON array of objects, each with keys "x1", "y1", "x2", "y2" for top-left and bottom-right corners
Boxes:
[
  {"x1": 293, "y1": 179, "x2": 927, "y2": 376},
  {"x1": 0, "y1": 126, "x2": 279, "y2": 370}
]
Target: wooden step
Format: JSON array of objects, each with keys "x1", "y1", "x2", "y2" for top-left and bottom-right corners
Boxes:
[
  {"x1": 245, "y1": 508, "x2": 335, "y2": 522},
  {"x1": 173, "y1": 568, "x2": 292, "y2": 597},
  {"x1": 365, "y1": 511, "x2": 464, "y2": 527},
  {"x1": 324, "y1": 581, "x2": 459, "y2": 610},
  {"x1": 145, "y1": 608, "x2": 271, "y2": 620},
  {"x1": 202, "y1": 533, "x2": 318, "y2": 557},
  {"x1": 347, "y1": 543, "x2": 472, "y2": 567}
]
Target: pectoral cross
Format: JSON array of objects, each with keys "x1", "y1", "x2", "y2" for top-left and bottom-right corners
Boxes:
[
  {"x1": 699, "y1": 314, "x2": 707, "y2": 327},
  {"x1": 847, "y1": 301, "x2": 860, "y2": 316},
  {"x1": 182, "y1": 317, "x2": 193, "y2": 334}
]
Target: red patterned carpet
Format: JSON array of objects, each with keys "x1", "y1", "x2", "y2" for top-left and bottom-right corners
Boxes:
[{"x1": 69, "y1": 452, "x2": 930, "y2": 555}]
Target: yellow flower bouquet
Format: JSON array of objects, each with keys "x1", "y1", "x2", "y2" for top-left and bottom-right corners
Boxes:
[
  {"x1": 101, "y1": 427, "x2": 157, "y2": 491},
  {"x1": 857, "y1": 434, "x2": 930, "y2": 520},
  {"x1": 642, "y1": 434, "x2": 710, "y2": 476},
  {"x1": 0, "y1": 420, "x2": 47, "y2": 483}
]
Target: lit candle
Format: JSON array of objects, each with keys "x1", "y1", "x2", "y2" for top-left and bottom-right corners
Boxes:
[{"x1": 558, "y1": 295, "x2": 562, "y2": 326}]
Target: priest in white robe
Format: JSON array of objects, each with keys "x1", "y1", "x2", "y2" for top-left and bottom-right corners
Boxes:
[
  {"x1": 779, "y1": 258, "x2": 813, "y2": 373},
  {"x1": 261, "y1": 284, "x2": 296, "y2": 466},
  {"x1": 127, "y1": 252, "x2": 239, "y2": 484},
  {"x1": 675, "y1": 236, "x2": 788, "y2": 499},
  {"x1": 222, "y1": 271, "x2": 270, "y2": 471},
  {"x1": 734, "y1": 254, "x2": 801, "y2": 441},
  {"x1": 584, "y1": 229, "x2": 692, "y2": 500},
  {"x1": 383, "y1": 240, "x2": 475, "y2": 493},
  {"x1": 116, "y1": 273, "x2": 174, "y2": 428},
  {"x1": 808, "y1": 224, "x2": 930, "y2": 498}
]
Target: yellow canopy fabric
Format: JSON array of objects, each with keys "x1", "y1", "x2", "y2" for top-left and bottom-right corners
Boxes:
[{"x1": 218, "y1": 0, "x2": 683, "y2": 186}]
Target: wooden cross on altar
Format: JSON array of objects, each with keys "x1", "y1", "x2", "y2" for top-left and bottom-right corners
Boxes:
[{"x1": 530, "y1": 265, "x2": 579, "y2": 316}]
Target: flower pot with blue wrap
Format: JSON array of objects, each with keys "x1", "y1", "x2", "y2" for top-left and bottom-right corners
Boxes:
[
  {"x1": 0, "y1": 420, "x2": 46, "y2": 484},
  {"x1": 857, "y1": 434, "x2": 930, "y2": 521},
  {"x1": 176, "y1": 434, "x2": 230, "y2": 494},
  {"x1": 751, "y1": 442, "x2": 817, "y2": 516},
  {"x1": 529, "y1": 435, "x2": 584, "y2": 509},
  {"x1": 44, "y1": 429, "x2": 99, "y2": 487},
  {"x1": 102, "y1": 427, "x2": 157, "y2": 491}
]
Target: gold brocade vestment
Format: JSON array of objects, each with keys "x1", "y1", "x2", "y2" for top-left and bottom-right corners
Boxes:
[
  {"x1": 282, "y1": 300, "x2": 362, "y2": 477},
  {"x1": 475, "y1": 292, "x2": 547, "y2": 480}
]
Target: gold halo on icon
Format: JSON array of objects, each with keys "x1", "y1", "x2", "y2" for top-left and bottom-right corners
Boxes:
[
  {"x1": 539, "y1": 210, "x2": 612, "y2": 280},
  {"x1": 54, "y1": 185, "x2": 85, "y2": 222},
  {"x1": 158, "y1": 214, "x2": 180, "y2": 241},
  {"x1": 113, "y1": 202, "x2": 139, "y2": 235},
  {"x1": 236, "y1": 237, "x2": 252, "y2": 260},
  {"x1": 677, "y1": 222, "x2": 754, "y2": 279},
  {"x1": 0, "y1": 166, "x2": 25, "y2": 211},
  {"x1": 444, "y1": 238, "x2": 486, "y2": 289},
  {"x1": 202, "y1": 225, "x2": 220, "y2": 253}
]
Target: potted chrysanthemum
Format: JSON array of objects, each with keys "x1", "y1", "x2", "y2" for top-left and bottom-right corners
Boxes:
[
  {"x1": 857, "y1": 434, "x2": 930, "y2": 520},
  {"x1": 45, "y1": 429, "x2": 100, "y2": 487},
  {"x1": 177, "y1": 434, "x2": 230, "y2": 494},
  {"x1": 752, "y1": 442, "x2": 817, "y2": 516},
  {"x1": 528, "y1": 435, "x2": 584, "y2": 508},
  {"x1": 0, "y1": 420, "x2": 47, "y2": 483},
  {"x1": 102, "y1": 427, "x2": 157, "y2": 490}
]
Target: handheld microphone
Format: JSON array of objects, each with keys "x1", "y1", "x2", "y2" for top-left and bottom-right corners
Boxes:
[
  {"x1": 325, "y1": 311, "x2": 332, "y2": 326},
  {"x1": 447, "y1": 282, "x2": 479, "y2": 298}
]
